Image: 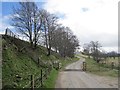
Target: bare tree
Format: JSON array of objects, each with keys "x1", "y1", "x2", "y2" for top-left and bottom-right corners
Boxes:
[
  {"x1": 12, "y1": 2, "x2": 42, "y2": 48},
  {"x1": 40, "y1": 9, "x2": 58, "y2": 56},
  {"x1": 51, "y1": 24, "x2": 62, "y2": 53},
  {"x1": 64, "y1": 27, "x2": 79, "y2": 57},
  {"x1": 90, "y1": 41, "x2": 102, "y2": 63},
  {"x1": 52, "y1": 26, "x2": 79, "y2": 57},
  {"x1": 12, "y1": 2, "x2": 79, "y2": 57}
]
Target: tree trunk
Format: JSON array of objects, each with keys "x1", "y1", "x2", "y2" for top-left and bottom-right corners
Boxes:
[
  {"x1": 47, "y1": 48, "x2": 51, "y2": 56},
  {"x1": 55, "y1": 47, "x2": 57, "y2": 53},
  {"x1": 34, "y1": 33, "x2": 37, "y2": 49},
  {"x1": 34, "y1": 40, "x2": 37, "y2": 49},
  {"x1": 30, "y1": 37, "x2": 33, "y2": 48},
  {"x1": 97, "y1": 60, "x2": 100, "y2": 63}
]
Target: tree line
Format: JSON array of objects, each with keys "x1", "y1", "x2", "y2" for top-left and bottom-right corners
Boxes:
[
  {"x1": 12, "y1": 2, "x2": 79, "y2": 57},
  {"x1": 83, "y1": 41, "x2": 119, "y2": 63}
]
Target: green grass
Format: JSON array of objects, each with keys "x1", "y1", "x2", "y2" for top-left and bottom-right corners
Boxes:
[
  {"x1": 2, "y1": 41, "x2": 42, "y2": 88},
  {"x1": 86, "y1": 58, "x2": 118, "y2": 77},
  {"x1": 2, "y1": 35, "x2": 58, "y2": 88},
  {"x1": 43, "y1": 68, "x2": 58, "y2": 88}
]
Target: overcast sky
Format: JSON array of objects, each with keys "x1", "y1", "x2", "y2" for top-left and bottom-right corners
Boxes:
[{"x1": 1, "y1": 0, "x2": 119, "y2": 52}]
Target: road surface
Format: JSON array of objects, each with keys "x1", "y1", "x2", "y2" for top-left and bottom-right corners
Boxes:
[{"x1": 55, "y1": 57, "x2": 118, "y2": 88}]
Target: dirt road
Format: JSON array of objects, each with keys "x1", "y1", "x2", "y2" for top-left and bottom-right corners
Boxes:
[{"x1": 55, "y1": 58, "x2": 118, "y2": 88}]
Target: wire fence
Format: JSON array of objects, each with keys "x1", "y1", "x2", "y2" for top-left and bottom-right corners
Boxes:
[
  {"x1": 5, "y1": 28, "x2": 19, "y2": 39},
  {"x1": 28, "y1": 62, "x2": 61, "y2": 88},
  {"x1": 14, "y1": 62, "x2": 61, "y2": 89},
  {"x1": 23, "y1": 67, "x2": 52, "y2": 88},
  {"x1": 4, "y1": 28, "x2": 62, "y2": 88}
]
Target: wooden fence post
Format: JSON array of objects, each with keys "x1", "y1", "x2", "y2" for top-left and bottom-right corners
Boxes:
[
  {"x1": 41, "y1": 69, "x2": 43, "y2": 87},
  {"x1": 45, "y1": 68, "x2": 48, "y2": 79},
  {"x1": 5, "y1": 28, "x2": 7, "y2": 35},
  {"x1": 85, "y1": 62, "x2": 86, "y2": 71},
  {"x1": 31, "y1": 75, "x2": 34, "y2": 90},
  {"x1": 111, "y1": 62, "x2": 114, "y2": 70}
]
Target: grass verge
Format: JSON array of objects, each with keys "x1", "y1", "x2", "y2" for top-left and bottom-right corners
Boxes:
[
  {"x1": 43, "y1": 68, "x2": 58, "y2": 88},
  {"x1": 86, "y1": 58, "x2": 118, "y2": 77}
]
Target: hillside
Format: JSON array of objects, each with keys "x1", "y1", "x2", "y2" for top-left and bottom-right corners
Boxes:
[{"x1": 2, "y1": 35, "x2": 78, "y2": 89}]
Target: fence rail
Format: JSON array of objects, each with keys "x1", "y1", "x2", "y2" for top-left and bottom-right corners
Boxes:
[
  {"x1": 23, "y1": 61, "x2": 61, "y2": 88},
  {"x1": 22, "y1": 66, "x2": 52, "y2": 89},
  {"x1": 5, "y1": 28, "x2": 19, "y2": 39}
]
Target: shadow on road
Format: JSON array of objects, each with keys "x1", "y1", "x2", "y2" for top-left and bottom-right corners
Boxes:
[{"x1": 64, "y1": 69, "x2": 83, "y2": 72}]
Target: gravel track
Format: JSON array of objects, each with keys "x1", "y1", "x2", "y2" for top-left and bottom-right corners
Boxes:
[{"x1": 55, "y1": 58, "x2": 118, "y2": 88}]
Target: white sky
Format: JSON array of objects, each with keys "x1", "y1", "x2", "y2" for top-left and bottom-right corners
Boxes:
[
  {"x1": 0, "y1": 0, "x2": 119, "y2": 52},
  {"x1": 43, "y1": 0, "x2": 119, "y2": 52}
]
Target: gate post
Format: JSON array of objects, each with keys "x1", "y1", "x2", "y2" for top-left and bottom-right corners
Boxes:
[
  {"x1": 84, "y1": 62, "x2": 87, "y2": 71},
  {"x1": 83, "y1": 62, "x2": 86, "y2": 71}
]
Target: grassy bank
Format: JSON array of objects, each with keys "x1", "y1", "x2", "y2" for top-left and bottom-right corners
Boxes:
[
  {"x1": 2, "y1": 35, "x2": 79, "y2": 88},
  {"x1": 86, "y1": 58, "x2": 118, "y2": 77},
  {"x1": 2, "y1": 41, "x2": 42, "y2": 88}
]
